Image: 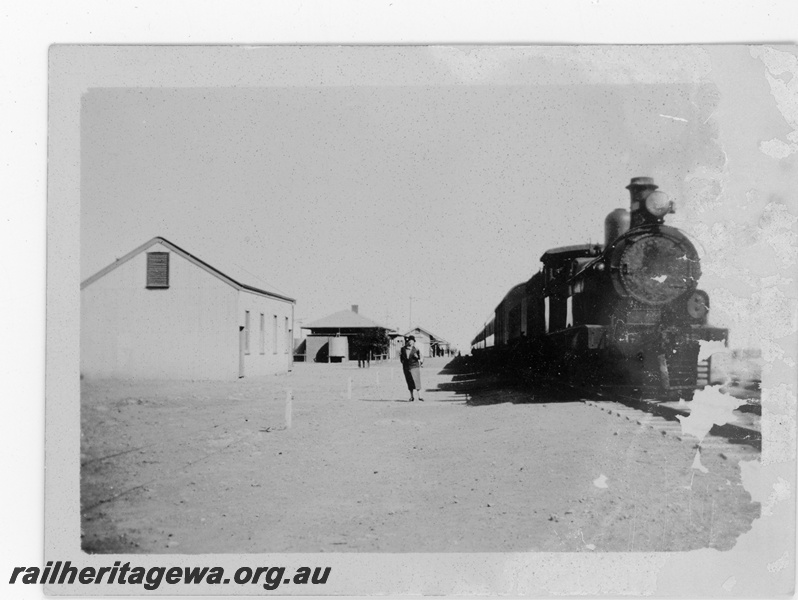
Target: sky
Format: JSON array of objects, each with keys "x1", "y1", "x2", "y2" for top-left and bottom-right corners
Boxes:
[{"x1": 79, "y1": 45, "x2": 797, "y2": 351}]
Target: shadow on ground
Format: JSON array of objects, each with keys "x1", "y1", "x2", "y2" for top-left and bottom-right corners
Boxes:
[
  {"x1": 428, "y1": 357, "x2": 580, "y2": 406},
  {"x1": 359, "y1": 398, "x2": 416, "y2": 403}
]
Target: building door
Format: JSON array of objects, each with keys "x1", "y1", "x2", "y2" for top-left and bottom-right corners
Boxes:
[{"x1": 239, "y1": 326, "x2": 245, "y2": 378}]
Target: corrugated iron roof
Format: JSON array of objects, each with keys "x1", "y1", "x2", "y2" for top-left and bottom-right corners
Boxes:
[{"x1": 303, "y1": 309, "x2": 387, "y2": 330}]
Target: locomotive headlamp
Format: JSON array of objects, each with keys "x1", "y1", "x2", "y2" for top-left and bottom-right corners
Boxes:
[{"x1": 644, "y1": 191, "x2": 673, "y2": 218}]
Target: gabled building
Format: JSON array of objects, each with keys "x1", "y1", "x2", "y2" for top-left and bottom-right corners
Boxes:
[
  {"x1": 80, "y1": 237, "x2": 295, "y2": 380},
  {"x1": 401, "y1": 326, "x2": 455, "y2": 358},
  {"x1": 298, "y1": 305, "x2": 389, "y2": 363}
]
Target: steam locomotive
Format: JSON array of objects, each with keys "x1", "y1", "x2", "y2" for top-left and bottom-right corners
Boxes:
[{"x1": 470, "y1": 177, "x2": 728, "y2": 400}]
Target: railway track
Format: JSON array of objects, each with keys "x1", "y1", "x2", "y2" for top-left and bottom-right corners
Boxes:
[
  {"x1": 542, "y1": 377, "x2": 762, "y2": 454},
  {"x1": 440, "y1": 359, "x2": 760, "y2": 455}
]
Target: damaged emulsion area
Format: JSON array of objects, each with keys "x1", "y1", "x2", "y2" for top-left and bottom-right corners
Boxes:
[{"x1": 561, "y1": 345, "x2": 762, "y2": 552}]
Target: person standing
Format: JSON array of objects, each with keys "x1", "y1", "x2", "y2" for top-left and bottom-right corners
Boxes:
[{"x1": 400, "y1": 335, "x2": 424, "y2": 402}]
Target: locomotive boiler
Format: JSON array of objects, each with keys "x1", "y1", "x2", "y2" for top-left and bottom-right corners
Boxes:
[{"x1": 471, "y1": 177, "x2": 728, "y2": 400}]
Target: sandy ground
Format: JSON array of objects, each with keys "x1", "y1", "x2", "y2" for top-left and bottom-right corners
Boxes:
[{"x1": 81, "y1": 357, "x2": 760, "y2": 554}]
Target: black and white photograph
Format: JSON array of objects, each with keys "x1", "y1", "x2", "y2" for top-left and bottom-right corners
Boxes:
[{"x1": 3, "y1": 4, "x2": 797, "y2": 598}]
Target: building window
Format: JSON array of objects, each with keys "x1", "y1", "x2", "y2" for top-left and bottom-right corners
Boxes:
[
  {"x1": 244, "y1": 311, "x2": 251, "y2": 355},
  {"x1": 146, "y1": 252, "x2": 169, "y2": 288},
  {"x1": 273, "y1": 315, "x2": 278, "y2": 354},
  {"x1": 544, "y1": 297, "x2": 550, "y2": 334},
  {"x1": 566, "y1": 296, "x2": 573, "y2": 328},
  {"x1": 284, "y1": 317, "x2": 289, "y2": 354},
  {"x1": 259, "y1": 313, "x2": 266, "y2": 354}
]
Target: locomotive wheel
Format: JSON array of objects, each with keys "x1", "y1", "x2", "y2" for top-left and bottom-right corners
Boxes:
[
  {"x1": 568, "y1": 364, "x2": 583, "y2": 386},
  {"x1": 561, "y1": 354, "x2": 581, "y2": 386}
]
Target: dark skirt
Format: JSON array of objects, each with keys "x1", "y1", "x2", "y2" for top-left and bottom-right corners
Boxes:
[{"x1": 403, "y1": 367, "x2": 421, "y2": 391}]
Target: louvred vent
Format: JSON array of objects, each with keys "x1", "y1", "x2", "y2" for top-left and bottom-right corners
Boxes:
[{"x1": 146, "y1": 252, "x2": 169, "y2": 288}]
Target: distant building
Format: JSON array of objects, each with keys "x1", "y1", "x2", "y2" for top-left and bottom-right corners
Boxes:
[
  {"x1": 399, "y1": 326, "x2": 455, "y2": 358},
  {"x1": 298, "y1": 305, "x2": 389, "y2": 363},
  {"x1": 81, "y1": 237, "x2": 295, "y2": 380}
]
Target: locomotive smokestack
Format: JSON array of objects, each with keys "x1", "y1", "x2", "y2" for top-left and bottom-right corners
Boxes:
[{"x1": 626, "y1": 177, "x2": 658, "y2": 228}]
